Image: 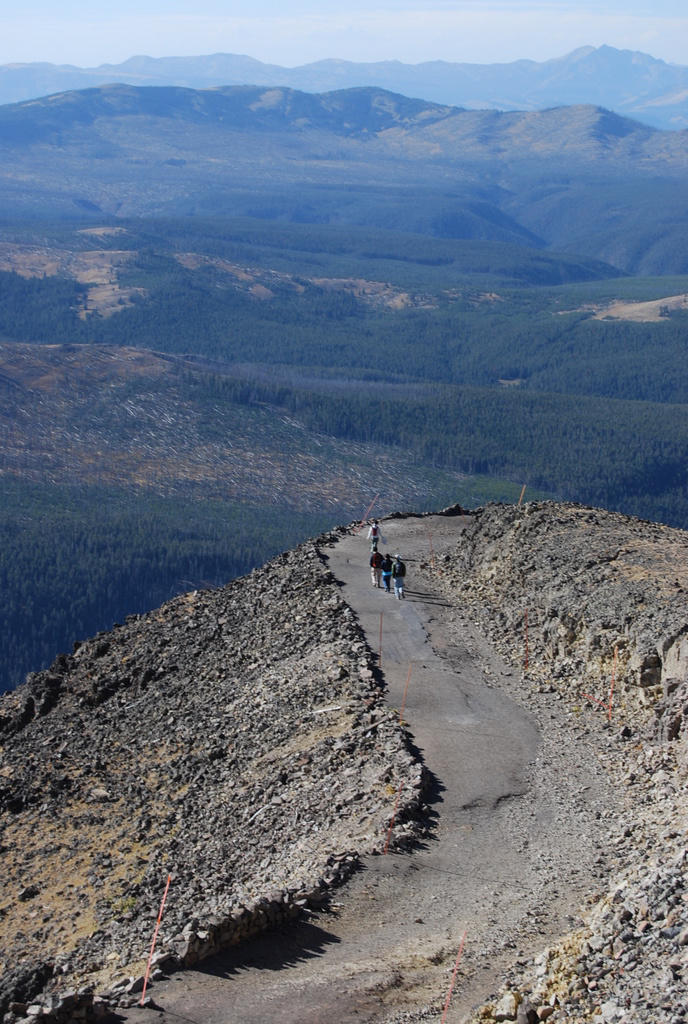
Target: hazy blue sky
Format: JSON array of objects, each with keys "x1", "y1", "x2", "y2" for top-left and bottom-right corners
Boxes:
[{"x1": 3, "y1": 1, "x2": 688, "y2": 68}]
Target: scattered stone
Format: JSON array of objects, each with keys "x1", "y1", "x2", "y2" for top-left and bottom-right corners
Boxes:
[
  {"x1": 0, "y1": 529, "x2": 424, "y2": 1017},
  {"x1": 424, "y1": 501, "x2": 688, "y2": 1024},
  {"x1": 17, "y1": 886, "x2": 39, "y2": 903},
  {"x1": 494, "y1": 991, "x2": 519, "y2": 1020},
  {"x1": 4, "y1": 501, "x2": 688, "y2": 1023}
]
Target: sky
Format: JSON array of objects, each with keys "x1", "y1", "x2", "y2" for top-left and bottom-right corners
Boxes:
[{"x1": 3, "y1": 1, "x2": 688, "y2": 69}]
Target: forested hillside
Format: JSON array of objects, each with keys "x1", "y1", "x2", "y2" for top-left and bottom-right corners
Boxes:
[
  {"x1": 3, "y1": 46, "x2": 687, "y2": 130},
  {"x1": 1, "y1": 218, "x2": 686, "y2": 402},
  {"x1": 0, "y1": 479, "x2": 333, "y2": 692},
  {"x1": 0, "y1": 338, "x2": 487, "y2": 692},
  {"x1": 1, "y1": 186, "x2": 686, "y2": 691},
  {"x1": 2, "y1": 85, "x2": 688, "y2": 274}
]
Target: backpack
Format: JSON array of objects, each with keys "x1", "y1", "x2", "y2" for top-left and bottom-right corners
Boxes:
[{"x1": 393, "y1": 559, "x2": 406, "y2": 577}]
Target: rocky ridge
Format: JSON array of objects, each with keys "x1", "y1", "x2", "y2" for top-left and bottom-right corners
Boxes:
[
  {"x1": 417, "y1": 501, "x2": 688, "y2": 1024},
  {"x1": 3, "y1": 500, "x2": 688, "y2": 1024},
  {"x1": 0, "y1": 530, "x2": 424, "y2": 1021}
]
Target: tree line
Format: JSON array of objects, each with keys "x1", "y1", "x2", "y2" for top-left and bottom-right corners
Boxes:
[{"x1": 0, "y1": 479, "x2": 330, "y2": 693}]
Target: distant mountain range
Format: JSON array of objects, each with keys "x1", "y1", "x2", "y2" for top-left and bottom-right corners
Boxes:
[
  {"x1": 2, "y1": 46, "x2": 688, "y2": 131},
  {"x1": 1, "y1": 83, "x2": 687, "y2": 274}
]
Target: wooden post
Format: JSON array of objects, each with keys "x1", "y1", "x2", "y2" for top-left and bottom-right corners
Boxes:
[{"x1": 583, "y1": 644, "x2": 619, "y2": 721}]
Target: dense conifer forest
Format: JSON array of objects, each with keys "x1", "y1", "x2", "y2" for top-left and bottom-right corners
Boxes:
[
  {"x1": 0, "y1": 479, "x2": 335, "y2": 691},
  {"x1": 1, "y1": 215, "x2": 686, "y2": 691}
]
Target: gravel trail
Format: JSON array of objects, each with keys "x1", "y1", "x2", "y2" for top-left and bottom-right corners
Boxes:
[{"x1": 118, "y1": 515, "x2": 616, "y2": 1024}]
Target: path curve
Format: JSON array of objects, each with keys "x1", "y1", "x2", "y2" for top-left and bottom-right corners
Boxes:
[{"x1": 119, "y1": 515, "x2": 614, "y2": 1024}]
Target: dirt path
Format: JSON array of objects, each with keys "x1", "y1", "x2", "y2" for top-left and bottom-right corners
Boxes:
[{"x1": 118, "y1": 516, "x2": 617, "y2": 1023}]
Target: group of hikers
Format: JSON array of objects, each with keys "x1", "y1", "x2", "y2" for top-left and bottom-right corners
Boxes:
[{"x1": 366, "y1": 519, "x2": 406, "y2": 599}]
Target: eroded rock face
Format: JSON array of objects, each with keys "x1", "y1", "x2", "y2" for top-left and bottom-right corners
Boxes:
[
  {"x1": 424, "y1": 501, "x2": 688, "y2": 1024},
  {"x1": 0, "y1": 531, "x2": 424, "y2": 1019},
  {"x1": 437, "y1": 501, "x2": 688, "y2": 725},
  {"x1": 4, "y1": 501, "x2": 688, "y2": 1024}
]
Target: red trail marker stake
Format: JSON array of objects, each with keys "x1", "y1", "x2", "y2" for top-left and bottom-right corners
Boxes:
[
  {"x1": 141, "y1": 873, "x2": 172, "y2": 1006},
  {"x1": 383, "y1": 783, "x2": 404, "y2": 855},
  {"x1": 356, "y1": 493, "x2": 380, "y2": 532},
  {"x1": 399, "y1": 663, "x2": 412, "y2": 724},
  {"x1": 608, "y1": 644, "x2": 617, "y2": 721},
  {"x1": 583, "y1": 644, "x2": 618, "y2": 722},
  {"x1": 518, "y1": 484, "x2": 527, "y2": 507},
  {"x1": 440, "y1": 930, "x2": 467, "y2": 1023}
]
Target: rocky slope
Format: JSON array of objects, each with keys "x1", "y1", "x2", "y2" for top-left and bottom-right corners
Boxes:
[
  {"x1": 435, "y1": 501, "x2": 688, "y2": 742},
  {"x1": 2, "y1": 500, "x2": 688, "y2": 1024},
  {"x1": 0, "y1": 531, "x2": 424, "y2": 1020},
  {"x1": 419, "y1": 501, "x2": 688, "y2": 1024}
]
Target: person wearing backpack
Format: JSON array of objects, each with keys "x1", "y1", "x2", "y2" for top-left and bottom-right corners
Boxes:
[
  {"x1": 370, "y1": 548, "x2": 383, "y2": 587},
  {"x1": 367, "y1": 519, "x2": 381, "y2": 551},
  {"x1": 392, "y1": 554, "x2": 406, "y2": 599},
  {"x1": 380, "y1": 552, "x2": 393, "y2": 593}
]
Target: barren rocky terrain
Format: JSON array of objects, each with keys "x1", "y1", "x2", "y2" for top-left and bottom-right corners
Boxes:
[
  {"x1": 428, "y1": 502, "x2": 688, "y2": 1023},
  {"x1": 591, "y1": 294, "x2": 688, "y2": 323},
  {"x1": 1, "y1": 501, "x2": 687, "y2": 1023},
  {"x1": 0, "y1": 532, "x2": 424, "y2": 1021}
]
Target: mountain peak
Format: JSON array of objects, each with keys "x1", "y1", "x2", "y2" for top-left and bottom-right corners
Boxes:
[{"x1": 1, "y1": 45, "x2": 687, "y2": 129}]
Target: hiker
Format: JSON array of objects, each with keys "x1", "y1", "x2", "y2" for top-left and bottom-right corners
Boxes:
[
  {"x1": 370, "y1": 548, "x2": 383, "y2": 588},
  {"x1": 392, "y1": 554, "x2": 406, "y2": 599},
  {"x1": 367, "y1": 519, "x2": 381, "y2": 551},
  {"x1": 380, "y1": 552, "x2": 393, "y2": 593}
]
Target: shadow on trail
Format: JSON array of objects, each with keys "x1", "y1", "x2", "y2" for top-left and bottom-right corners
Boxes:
[
  {"x1": 112, "y1": 911, "x2": 354, "y2": 1024},
  {"x1": 393, "y1": 730, "x2": 445, "y2": 850},
  {"x1": 401, "y1": 588, "x2": 451, "y2": 607},
  {"x1": 193, "y1": 918, "x2": 342, "y2": 981}
]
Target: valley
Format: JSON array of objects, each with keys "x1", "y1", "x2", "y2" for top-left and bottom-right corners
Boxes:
[
  {"x1": 1, "y1": 205, "x2": 687, "y2": 694},
  {"x1": 0, "y1": 60, "x2": 687, "y2": 1024},
  {"x1": 0, "y1": 80, "x2": 686, "y2": 723},
  {"x1": 1, "y1": 85, "x2": 688, "y2": 275}
]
